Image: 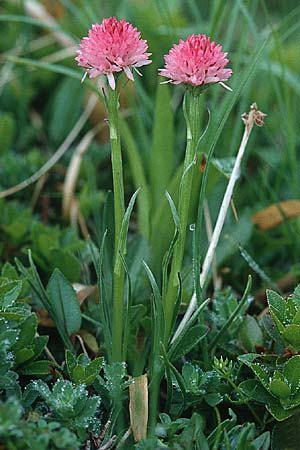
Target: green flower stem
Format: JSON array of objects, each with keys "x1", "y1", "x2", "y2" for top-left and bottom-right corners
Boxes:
[
  {"x1": 148, "y1": 361, "x2": 164, "y2": 436},
  {"x1": 107, "y1": 87, "x2": 125, "y2": 363},
  {"x1": 163, "y1": 92, "x2": 202, "y2": 342}
]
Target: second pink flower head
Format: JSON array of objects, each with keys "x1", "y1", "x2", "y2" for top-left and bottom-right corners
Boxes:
[
  {"x1": 159, "y1": 34, "x2": 232, "y2": 89},
  {"x1": 76, "y1": 17, "x2": 152, "y2": 90}
]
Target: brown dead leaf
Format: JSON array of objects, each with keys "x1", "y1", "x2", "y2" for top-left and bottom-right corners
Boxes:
[
  {"x1": 129, "y1": 374, "x2": 148, "y2": 442},
  {"x1": 199, "y1": 154, "x2": 206, "y2": 172},
  {"x1": 255, "y1": 273, "x2": 300, "y2": 303},
  {"x1": 72, "y1": 283, "x2": 97, "y2": 305},
  {"x1": 37, "y1": 309, "x2": 55, "y2": 327},
  {"x1": 42, "y1": 0, "x2": 65, "y2": 18},
  {"x1": 252, "y1": 200, "x2": 300, "y2": 230}
]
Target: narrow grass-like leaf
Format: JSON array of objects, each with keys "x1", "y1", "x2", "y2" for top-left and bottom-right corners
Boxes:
[
  {"x1": 239, "y1": 246, "x2": 278, "y2": 291},
  {"x1": 162, "y1": 191, "x2": 180, "y2": 301},
  {"x1": 16, "y1": 252, "x2": 72, "y2": 350},
  {"x1": 168, "y1": 299, "x2": 210, "y2": 358},
  {"x1": 114, "y1": 188, "x2": 140, "y2": 275},
  {"x1": 143, "y1": 262, "x2": 164, "y2": 338},
  {"x1": 169, "y1": 324, "x2": 208, "y2": 363},
  {"x1": 120, "y1": 119, "x2": 150, "y2": 239},
  {"x1": 5, "y1": 56, "x2": 99, "y2": 95},
  {"x1": 168, "y1": 362, "x2": 187, "y2": 416},
  {"x1": 150, "y1": 165, "x2": 182, "y2": 278},
  {"x1": 159, "y1": 345, "x2": 173, "y2": 414},
  {"x1": 165, "y1": 190, "x2": 180, "y2": 230},
  {"x1": 15, "y1": 252, "x2": 53, "y2": 317},
  {"x1": 192, "y1": 220, "x2": 202, "y2": 312},
  {"x1": 89, "y1": 232, "x2": 112, "y2": 361},
  {"x1": 143, "y1": 261, "x2": 164, "y2": 378},
  {"x1": 120, "y1": 253, "x2": 132, "y2": 362},
  {"x1": 209, "y1": 275, "x2": 252, "y2": 351},
  {"x1": 0, "y1": 14, "x2": 66, "y2": 31},
  {"x1": 150, "y1": 80, "x2": 174, "y2": 206}
]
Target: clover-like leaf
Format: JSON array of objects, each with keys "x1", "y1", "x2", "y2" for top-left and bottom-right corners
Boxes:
[
  {"x1": 239, "y1": 315, "x2": 263, "y2": 351},
  {"x1": 269, "y1": 379, "x2": 291, "y2": 399},
  {"x1": 283, "y1": 356, "x2": 300, "y2": 394},
  {"x1": 0, "y1": 279, "x2": 22, "y2": 308},
  {"x1": 283, "y1": 325, "x2": 300, "y2": 350}
]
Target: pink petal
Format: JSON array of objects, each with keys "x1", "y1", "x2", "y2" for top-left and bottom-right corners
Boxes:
[
  {"x1": 219, "y1": 81, "x2": 232, "y2": 91},
  {"x1": 124, "y1": 66, "x2": 134, "y2": 81},
  {"x1": 107, "y1": 73, "x2": 116, "y2": 90},
  {"x1": 134, "y1": 59, "x2": 152, "y2": 67},
  {"x1": 81, "y1": 71, "x2": 88, "y2": 84}
]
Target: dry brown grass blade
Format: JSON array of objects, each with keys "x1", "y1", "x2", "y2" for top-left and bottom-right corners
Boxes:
[
  {"x1": 255, "y1": 273, "x2": 300, "y2": 303},
  {"x1": 30, "y1": 173, "x2": 49, "y2": 210},
  {"x1": 62, "y1": 128, "x2": 98, "y2": 220},
  {"x1": 252, "y1": 200, "x2": 300, "y2": 230},
  {"x1": 129, "y1": 374, "x2": 148, "y2": 442},
  {"x1": 24, "y1": 0, "x2": 75, "y2": 48}
]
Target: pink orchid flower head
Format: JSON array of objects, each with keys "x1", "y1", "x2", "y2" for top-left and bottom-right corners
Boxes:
[
  {"x1": 76, "y1": 17, "x2": 152, "y2": 90},
  {"x1": 159, "y1": 34, "x2": 232, "y2": 92}
]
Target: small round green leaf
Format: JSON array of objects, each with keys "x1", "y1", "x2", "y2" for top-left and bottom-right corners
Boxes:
[
  {"x1": 283, "y1": 356, "x2": 300, "y2": 393},
  {"x1": 269, "y1": 379, "x2": 291, "y2": 399},
  {"x1": 283, "y1": 325, "x2": 300, "y2": 349},
  {"x1": 239, "y1": 315, "x2": 263, "y2": 351}
]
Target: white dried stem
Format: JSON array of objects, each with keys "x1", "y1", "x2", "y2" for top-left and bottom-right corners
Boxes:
[{"x1": 203, "y1": 199, "x2": 220, "y2": 290}]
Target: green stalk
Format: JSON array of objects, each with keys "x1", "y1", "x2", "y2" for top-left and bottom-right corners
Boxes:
[
  {"x1": 148, "y1": 361, "x2": 164, "y2": 436},
  {"x1": 107, "y1": 87, "x2": 125, "y2": 363},
  {"x1": 149, "y1": 92, "x2": 202, "y2": 432},
  {"x1": 163, "y1": 91, "x2": 202, "y2": 342}
]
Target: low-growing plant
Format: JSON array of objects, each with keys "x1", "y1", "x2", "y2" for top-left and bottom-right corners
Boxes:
[
  {"x1": 0, "y1": 398, "x2": 81, "y2": 450},
  {"x1": 239, "y1": 286, "x2": 300, "y2": 423}
]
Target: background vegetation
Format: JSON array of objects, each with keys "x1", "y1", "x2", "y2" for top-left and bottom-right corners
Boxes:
[{"x1": 0, "y1": 0, "x2": 300, "y2": 449}]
